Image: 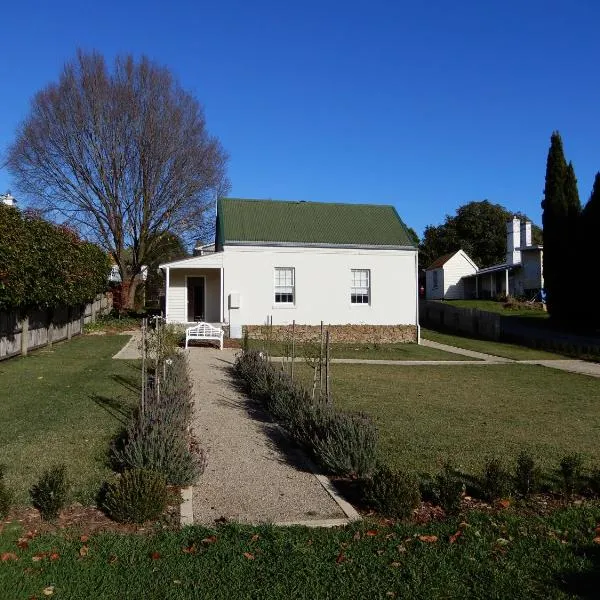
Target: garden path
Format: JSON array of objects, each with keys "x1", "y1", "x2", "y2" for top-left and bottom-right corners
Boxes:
[{"x1": 186, "y1": 348, "x2": 351, "y2": 526}]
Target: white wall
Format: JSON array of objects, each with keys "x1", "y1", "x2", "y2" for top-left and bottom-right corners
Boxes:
[
  {"x1": 517, "y1": 250, "x2": 544, "y2": 294},
  {"x1": 442, "y1": 252, "x2": 478, "y2": 299},
  {"x1": 222, "y1": 245, "x2": 417, "y2": 327}
]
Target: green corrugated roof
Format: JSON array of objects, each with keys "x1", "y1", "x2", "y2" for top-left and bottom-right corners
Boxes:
[{"x1": 216, "y1": 198, "x2": 415, "y2": 248}]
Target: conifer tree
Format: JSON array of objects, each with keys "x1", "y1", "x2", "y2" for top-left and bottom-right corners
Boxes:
[{"x1": 582, "y1": 173, "x2": 600, "y2": 326}]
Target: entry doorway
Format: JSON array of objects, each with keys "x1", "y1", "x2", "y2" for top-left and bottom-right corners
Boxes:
[{"x1": 187, "y1": 277, "x2": 205, "y2": 322}]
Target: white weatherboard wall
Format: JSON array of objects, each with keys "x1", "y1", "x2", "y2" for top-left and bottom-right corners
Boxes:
[
  {"x1": 222, "y1": 245, "x2": 417, "y2": 327},
  {"x1": 439, "y1": 251, "x2": 478, "y2": 299}
]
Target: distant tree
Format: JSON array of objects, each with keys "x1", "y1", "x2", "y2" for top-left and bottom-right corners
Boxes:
[
  {"x1": 419, "y1": 200, "x2": 542, "y2": 270},
  {"x1": 406, "y1": 226, "x2": 420, "y2": 246},
  {"x1": 7, "y1": 50, "x2": 228, "y2": 309},
  {"x1": 541, "y1": 132, "x2": 581, "y2": 321}
]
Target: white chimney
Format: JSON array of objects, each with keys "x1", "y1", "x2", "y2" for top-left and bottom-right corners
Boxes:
[
  {"x1": 520, "y1": 220, "x2": 532, "y2": 248},
  {"x1": 506, "y1": 217, "x2": 521, "y2": 265}
]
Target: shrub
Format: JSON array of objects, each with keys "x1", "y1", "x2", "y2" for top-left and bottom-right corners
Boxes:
[
  {"x1": 0, "y1": 465, "x2": 12, "y2": 520},
  {"x1": 481, "y1": 457, "x2": 511, "y2": 501},
  {"x1": 433, "y1": 464, "x2": 463, "y2": 515},
  {"x1": 30, "y1": 465, "x2": 69, "y2": 521},
  {"x1": 514, "y1": 451, "x2": 539, "y2": 497},
  {"x1": 311, "y1": 411, "x2": 377, "y2": 478},
  {"x1": 362, "y1": 464, "x2": 420, "y2": 518},
  {"x1": 587, "y1": 467, "x2": 600, "y2": 497},
  {"x1": 559, "y1": 453, "x2": 584, "y2": 497},
  {"x1": 103, "y1": 469, "x2": 169, "y2": 524}
]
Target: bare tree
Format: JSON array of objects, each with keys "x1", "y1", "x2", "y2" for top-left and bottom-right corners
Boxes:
[{"x1": 7, "y1": 50, "x2": 228, "y2": 308}]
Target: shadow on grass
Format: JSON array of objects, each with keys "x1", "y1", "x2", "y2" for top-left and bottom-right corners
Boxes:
[
  {"x1": 90, "y1": 394, "x2": 131, "y2": 426},
  {"x1": 557, "y1": 544, "x2": 600, "y2": 599}
]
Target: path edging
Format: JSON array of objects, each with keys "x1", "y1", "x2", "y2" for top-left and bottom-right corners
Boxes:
[{"x1": 180, "y1": 486, "x2": 194, "y2": 526}]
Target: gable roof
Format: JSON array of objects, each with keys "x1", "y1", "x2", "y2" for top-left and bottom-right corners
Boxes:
[
  {"x1": 426, "y1": 251, "x2": 460, "y2": 270},
  {"x1": 216, "y1": 198, "x2": 416, "y2": 249},
  {"x1": 426, "y1": 249, "x2": 479, "y2": 271}
]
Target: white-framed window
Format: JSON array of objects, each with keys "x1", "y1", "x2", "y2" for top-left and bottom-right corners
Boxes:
[
  {"x1": 432, "y1": 270, "x2": 439, "y2": 288},
  {"x1": 274, "y1": 267, "x2": 295, "y2": 304},
  {"x1": 351, "y1": 269, "x2": 370, "y2": 304}
]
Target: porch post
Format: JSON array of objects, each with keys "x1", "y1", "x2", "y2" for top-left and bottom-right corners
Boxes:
[
  {"x1": 165, "y1": 268, "x2": 170, "y2": 321},
  {"x1": 219, "y1": 267, "x2": 224, "y2": 323},
  {"x1": 490, "y1": 273, "x2": 494, "y2": 297},
  {"x1": 505, "y1": 268, "x2": 509, "y2": 297},
  {"x1": 475, "y1": 276, "x2": 479, "y2": 299}
]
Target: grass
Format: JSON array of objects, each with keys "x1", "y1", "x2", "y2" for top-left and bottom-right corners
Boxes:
[
  {"x1": 443, "y1": 299, "x2": 549, "y2": 318},
  {"x1": 0, "y1": 335, "x2": 138, "y2": 504},
  {"x1": 422, "y1": 328, "x2": 567, "y2": 360},
  {"x1": 247, "y1": 339, "x2": 476, "y2": 361},
  {"x1": 314, "y1": 363, "x2": 600, "y2": 474},
  {"x1": 1, "y1": 507, "x2": 599, "y2": 599}
]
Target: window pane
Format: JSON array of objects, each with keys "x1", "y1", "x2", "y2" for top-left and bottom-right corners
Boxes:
[
  {"x1": 350, "y1": 269, "x2": 370, "y2": 304},
  {"x1": 274, "y1": 267, "x2": 295, "y2": 303}
]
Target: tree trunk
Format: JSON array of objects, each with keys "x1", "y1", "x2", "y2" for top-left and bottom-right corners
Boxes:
[{"x1": 125, "y1": 276, "x2": 141, "y2": 311}]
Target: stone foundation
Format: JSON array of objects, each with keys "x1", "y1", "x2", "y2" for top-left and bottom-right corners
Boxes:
[{"x1": 244, "y1": 324, "x2": 417, "y2": 344}]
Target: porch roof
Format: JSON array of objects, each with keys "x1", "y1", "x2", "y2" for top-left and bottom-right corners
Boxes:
[{"x1": 159, "y1": 252, "x2": 223, "y2": 270}]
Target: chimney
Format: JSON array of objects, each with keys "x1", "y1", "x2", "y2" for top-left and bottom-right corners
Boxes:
[
  {"x1": 506, "y1": 217, "x2": 521, "y2": 265},
  {"x1": 520, "y1": 220, "x2": 532, "y2": 248}
]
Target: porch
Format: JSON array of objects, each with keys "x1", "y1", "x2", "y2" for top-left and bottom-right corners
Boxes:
[{"x1": 160, "y1": 253, "x2": 224, "y2": 325}]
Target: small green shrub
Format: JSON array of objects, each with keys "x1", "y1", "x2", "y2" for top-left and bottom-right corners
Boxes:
[
  {"x1": 433, "y1": 464, "x2": 463, "y2": 515},
  {"x1": 311, "y1": 411, "x2": 377, "y2": 478},
  {"x1": 514, "y1": 451, "x2": 538, "y2": 497},
  {"x1": 559, "y1": 453, "x2": 584, "y2": 497},
  {"x1": 362, "y1": 464, "x2": 420, "y2": 519},
  {"x1": 30, "y1": 465, "x2": 69, "y2": 521},
  {"x1": 0, "y1": 465, "x2": 12, "y2": 520},
  {"x1": 587, "y1": 467, "x2": 600, "y2": 497},
  {"x1": 103, "y1": 469, "x2": 169, "y2": 524},
  {"x1": 481, "y1": 457, "x2": 511, "y2": 501}
]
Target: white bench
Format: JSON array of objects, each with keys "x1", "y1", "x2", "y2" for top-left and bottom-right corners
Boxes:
[{"x1": 185, "y1": 322, "x2": 224, "y2": 350}]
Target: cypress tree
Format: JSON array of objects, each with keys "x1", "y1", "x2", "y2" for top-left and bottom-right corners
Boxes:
[
  {"x1": 541, "y1": 132, "x2": 568, "y2": 319},
  {"x1": 563, "y1": 161, "x2": 582, "y2": 320},
  {"x1": 582, "y1": 173, "x2": 600, "y2": 327}
]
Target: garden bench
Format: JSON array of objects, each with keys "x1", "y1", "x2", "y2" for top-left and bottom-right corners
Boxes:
[{"x1": 185, "y1": 322, "x2": 224, "y2": 350}]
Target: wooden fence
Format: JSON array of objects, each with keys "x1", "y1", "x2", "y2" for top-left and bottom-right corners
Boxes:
[{"x1": 0, "y1": 293, "x2": 113, "y2": 361}]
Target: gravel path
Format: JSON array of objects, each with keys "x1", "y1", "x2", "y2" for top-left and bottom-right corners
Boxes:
[{"x1": 188, "y1": 348, "x2": 346, "y2": 525}]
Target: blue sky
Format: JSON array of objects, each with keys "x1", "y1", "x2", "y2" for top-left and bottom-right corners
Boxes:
[{"x1": 1, "y1": 0, "x2": 599, "y2": 237}]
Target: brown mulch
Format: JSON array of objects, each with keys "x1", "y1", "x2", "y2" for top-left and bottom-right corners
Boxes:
[{"x1": 2, "y1": 502, "x2": 180, "y2": 537}]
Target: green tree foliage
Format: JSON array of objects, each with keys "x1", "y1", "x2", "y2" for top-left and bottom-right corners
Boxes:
[
  {"x1": 0, "y1": 205, "x2": 110, "y2": 310},
  {"x1": 541, "y1": 132, "x2": 581, "y2": 321},
  {"x1": 582, "y1": 173, "x2": 600, "y2": 326},
  {"x1": 419, "y1": 200, "x2": 542, "y2": 269}
]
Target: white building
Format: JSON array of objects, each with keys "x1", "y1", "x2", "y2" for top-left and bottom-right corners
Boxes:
[
  {"x1": 425, "y1": 217, "x2": 544, "y2": 300},
  {"x1": 160, "y1": 198, "x2": 419, "y2": 337},
  {"x1": 1, "y1": 192, "x2": 16, "y2": 206},
  {"x1": 425, "y1": 250, "x2": 479, "y2": 300}
]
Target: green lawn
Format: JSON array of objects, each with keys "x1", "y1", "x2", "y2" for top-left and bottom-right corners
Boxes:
[
  {"x1": 1, "y1": 507, "x2": 599, "y2": 599},
  {"x1": 324, "y1": 363, "x2": 600, "y2": 474},
  {"x1": 443, "y1": 299, "x2": 549, "y2": 319},
  {"x1": 422, "y1": 328, "x2": 567, "y2": 360},
  {"x1": 0, "y1": 335, "x2": 138, "y2": 503},
  {"x1": 248, "y1": 339, "x2": 476, "y2": 361}
]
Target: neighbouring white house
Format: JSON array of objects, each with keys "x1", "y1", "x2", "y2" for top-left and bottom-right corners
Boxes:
[
  {"x1": 159, "y1": 198, "x2": 419, "y2": 337},
  {"x1": 425, "y1": 250, "x2": 478, "y2": 300},
  {"x1": 425, "y1": 217, "x2": 544, "y2": 300},
  {"x1": 1, "y1": 192, "x2": 16, "y2": 206}
]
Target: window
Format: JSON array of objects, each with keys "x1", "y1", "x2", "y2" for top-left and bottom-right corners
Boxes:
[
  {"x1": 432, "y1": 270, "x2": 439, "y2": 288},
  {"x1": 274, "y1": 267, "x2": 295, "y2": 304},
  {"x1": 351, "y1": 269, "x2": 370, "y2": 304}
]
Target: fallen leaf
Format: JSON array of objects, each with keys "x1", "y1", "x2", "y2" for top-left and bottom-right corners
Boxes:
[
  {"x1": 498, "y1": 499, "x2": 511, "y2": 509},
  {"x1": 593, "y1": 536, "x2": 600, "y2": 545},
  {"x1": 366, "y1": 530, "x2": 378, "y2": 537},
  {"x1": 1, "y1": 552, "x2": 18, "y2": 561},
  {"x1": 201, "y1": 536, "x2": 217, "y2": 545},
  {"x1": 376, "y1": 549, "x2": 385, "y2": 556},
  {"x1": 353, "y1": 531, "x2": 361, "y2": 541},
  {"x1": 32, "y1": 553, "x2": 46, "y2": 562},
  {"x1": 250, "y1": 534, "x2": 260, "y2": 542},
  {"x1": 173, "y1": 580, "x2": 182, "y2": 585},
  {"x1": 49, "y1": 553, "x2": 60, "y2": 561},
  {"x1": 150, "y1": 551, "x2": 161, "y2": 560},
  {"x1": 397, "y1": 544, "x2": 407, "y2": 553},
  {"x1": 108, "y1": 554, "x2": 118, "y2": 564},
  {"x1": 79, "y1": 546, "x2": 89, "y2": 557},
  {"x1": 459, "y1": 522, "x2": 469, "y2": 529},
  {"x1": 80, "y1": 535, "x2": 89, "y2": 543},
  {"x1": 449, "y1": 530, "x2": 462, "y2": 544},
  {"x1": 335, "y1": 551, "x2": 346, "y2": 564},
  {"x1": 42, "y1": 587, "x2": 55, "y2": 596},
  {"x1": 17, "y1": 539, "x2": 29, "y2": 549},
  {"x1": 385, "y1": 533, "x2": 396, "y2": 540},
  {"x1": 182, "y1": 544, "x2": 197, "y2": 554},
  {"x1": 418, "y1": 535, "x2": 438, "y2": 543},
  {"x1": 243, "y1": 552, "x2": 255, "y2": 560},
  {"x1": 25, "y1": 531, "x2": 36, "y2": 539},
  {"x1": 390, "y1": 561, "x2": 402, "y2": 568}
]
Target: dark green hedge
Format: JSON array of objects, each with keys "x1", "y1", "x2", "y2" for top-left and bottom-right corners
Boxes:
[{"x1": 0, "y1": 204, "x2": 110, "y2": 310}]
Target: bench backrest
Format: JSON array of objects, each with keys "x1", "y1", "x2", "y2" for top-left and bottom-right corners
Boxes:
[{"x1": 188, "y1": 322, "x2": 221, "y2": 336}]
